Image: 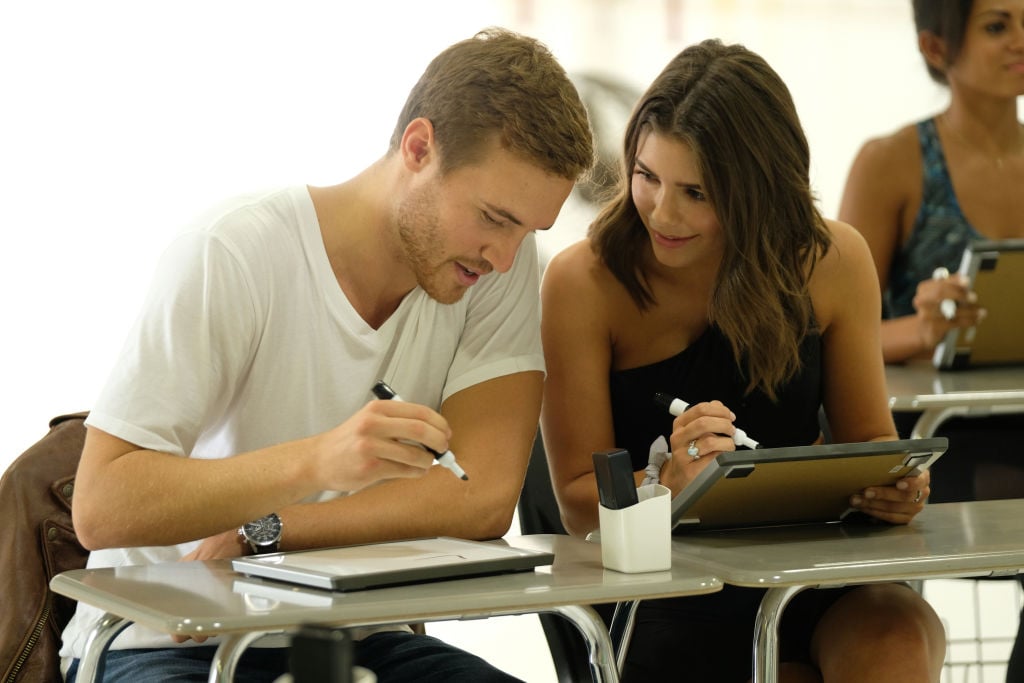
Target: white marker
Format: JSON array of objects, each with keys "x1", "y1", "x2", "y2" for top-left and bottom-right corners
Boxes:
[
  {"x1": 652, "y1": 392, "x2": 760, "y2": 450},
  {"x1": 371, "y1": 381, "x2": 468, "y2": 480},
  {"x1": 932, "y1": 267, "x2": 957, "y2": 321}
]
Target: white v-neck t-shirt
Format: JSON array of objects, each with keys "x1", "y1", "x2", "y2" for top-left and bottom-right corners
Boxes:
[{"x1": 61, "y1": 186, "x2": 544, "y2": 656}]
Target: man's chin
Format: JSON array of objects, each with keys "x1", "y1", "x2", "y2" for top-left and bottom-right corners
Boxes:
[{"x1": 421, "y1": 283, "x2": 468, "y2": 305}]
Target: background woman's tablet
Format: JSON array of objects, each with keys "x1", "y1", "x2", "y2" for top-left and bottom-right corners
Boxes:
[{"x1": 934, "y1": 239, "x2": 1024, "y2": 370}]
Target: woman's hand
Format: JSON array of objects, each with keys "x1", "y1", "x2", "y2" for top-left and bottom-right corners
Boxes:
[
  {"x1": 911, "y1": 272, "x2": 983, "y2": 352},
  {"x1": 849, "y1": 468, "x2": 930, "y2": 525},
  {"x1": 660, "y1": 400, "x2": 739, "y2": 494}
]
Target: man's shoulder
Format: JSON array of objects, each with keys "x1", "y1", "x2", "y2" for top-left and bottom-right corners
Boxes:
[
  {"x1": 186, "y1": 186, "x2": 306, "y2": 236},
  {"x1": 168, "y1": 186, "x2": 314, "y2": 263}
]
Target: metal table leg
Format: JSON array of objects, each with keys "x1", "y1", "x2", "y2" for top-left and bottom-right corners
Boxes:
[
  {"x1": 911, "y1": 407, "x2": 963, "y2": 439},
  {"x1": 753, "y1": 585, "x2": 806, "y2": 683},
  {"x1": 76, "y1": 613, "x2": 131, "y2": 683},
  {"x1": 609, "y1": 600, "x2": 640, "y2": 675},
  {"x1": 548, "y1": 604, "x2": 619, "y2": 683},
  {"x1": 208, "y1": 631, "x2": 271, "y2": 683}
]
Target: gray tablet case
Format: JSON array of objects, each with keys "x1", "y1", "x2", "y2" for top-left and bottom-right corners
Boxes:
[
  {"x1": 231, "y1": 537, "x2": 555, "y2": 591},
  {"x1": 934, "y1": 239, "x2": 1024, "y2": 370},
  {"x1": 670, "y1": 438, "x2": 947, "y2": 532}
]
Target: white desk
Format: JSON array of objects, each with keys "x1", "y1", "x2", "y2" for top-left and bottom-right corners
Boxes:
[
  {"x1": 52, "y1": 534, "x2": 721, "y2": 683},
  {"x1": 885, "y1": 361, "x2": 1024, "y2": 438},
  {"x1": 671, "y1": 500, "x2": 1024, "y2": 683}
]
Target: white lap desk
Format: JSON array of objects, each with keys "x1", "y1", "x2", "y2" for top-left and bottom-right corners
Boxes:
[
  {"x1": 885, "y1": 360, "x2": 1024, "y2": 438},
  {"x1": 671, "y1": 500, "x2": 1024, "y2": 683},
  {"x1": 51, "y1": 533, "x2": 720, "y2": 683}
]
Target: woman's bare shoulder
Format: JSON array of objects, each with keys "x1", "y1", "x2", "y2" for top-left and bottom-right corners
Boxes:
[
  {"x1": 542, "y1": 238, "x2": 643, "y2": 338},
  {"x1": 811, "y1": 219, "x2": 879, "y2": 323},
  {"x1": 851, "y1": 122, "x2": 922, "y2": 176},
  {"x1": 820, "y1": 219, "x2": 875, "y2": 273},
  {"x1": 543, "y1": 239, "x2": 619, "y2": 294}
]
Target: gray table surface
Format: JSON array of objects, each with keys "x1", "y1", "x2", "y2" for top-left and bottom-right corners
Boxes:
[
  {"x1": 52, "y1": 533, "x2": 721, "y2": 683},
  {"x1": 672, "y1": 500, "x2": 1024, "y2": 683}
]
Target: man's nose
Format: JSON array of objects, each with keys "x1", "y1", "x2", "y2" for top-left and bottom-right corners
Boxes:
[{"x1": 482, "y1": 230, "x2": 527, "y2": 274}]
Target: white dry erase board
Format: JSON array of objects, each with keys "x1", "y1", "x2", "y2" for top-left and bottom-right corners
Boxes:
[
  {"x1": 231, "y1": 537, "x2": 554, "y2": 591},
  {"x1": 670, "y1": 438, "x2": 947, "y2": 532},
  {"x1": 934, "y1": 238, "x2": 1024, "y2": 370}
]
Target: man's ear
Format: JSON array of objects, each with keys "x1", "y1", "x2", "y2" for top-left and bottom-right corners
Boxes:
[
  {"x1": 918, "y1": 30, "x2": 948, "y2": 74},
  {"x1": 400, "y1": 117, "x2": 436, "y2": 172}
]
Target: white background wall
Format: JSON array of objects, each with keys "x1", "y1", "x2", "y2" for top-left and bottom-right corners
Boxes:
[{"x1": 3, "y1": 2, "x2": 1012, "y2": 681}]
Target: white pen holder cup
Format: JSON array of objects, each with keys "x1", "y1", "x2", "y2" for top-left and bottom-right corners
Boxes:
[{"x1": 598, "y1": 483, "x2": 672, "y2": 573}]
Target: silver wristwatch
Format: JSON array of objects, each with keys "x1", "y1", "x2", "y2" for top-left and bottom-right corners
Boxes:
[{"x1": 238, "y1": 513, "x2": 282, "y2": 554}]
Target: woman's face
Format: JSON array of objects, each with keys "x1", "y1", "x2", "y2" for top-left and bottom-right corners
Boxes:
[
  {"x1": 947, "y1": 0, "x2": 1024, "y2": 98},
  {"x1": 631, "y1": 129, "x2": 725, "y2": 273}
]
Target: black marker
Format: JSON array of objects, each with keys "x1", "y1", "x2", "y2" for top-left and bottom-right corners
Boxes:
[
  {"x1": 371, "y1": 381, "x2": 469, "y2": 480},
  {"x1": 653, "y1": 392, "x2": 761, "y2": 449},
  {"x1": 593, "y1": 449, "x2": 639, "y2": 509}
]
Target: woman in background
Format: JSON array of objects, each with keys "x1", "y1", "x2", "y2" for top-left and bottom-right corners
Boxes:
[
  {"x1": 541, "y1": 39, "x2": 945, "y2": 682},
  {"x1": 839, "y1": 0, "x2": 1023, "y2": 366},
  {"x1": 840, "y1": 5, "x2": 1024, "y2": 677}
]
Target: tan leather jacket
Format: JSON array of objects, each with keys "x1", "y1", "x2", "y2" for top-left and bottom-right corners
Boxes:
[{"x1": 1, "y1": 413, "x2": 89, "y2": 683}]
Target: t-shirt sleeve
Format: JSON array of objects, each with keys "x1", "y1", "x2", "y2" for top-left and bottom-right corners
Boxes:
[
  {"x1": 85, "y1": 229, "x2": 259, "y2": 457},
  {"x1": 441, "y1": 233, "x2": 545, "y2": 402}
]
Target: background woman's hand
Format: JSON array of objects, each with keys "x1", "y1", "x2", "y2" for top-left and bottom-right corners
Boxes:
[{"x1": 911, "y1": 273, "x2": 983, "y2": 352}]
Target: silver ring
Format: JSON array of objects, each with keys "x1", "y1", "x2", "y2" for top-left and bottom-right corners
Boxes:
[
  {"x1": 687, "y1": 440, "x2": 700, "y2": 460},
  {"x1": 913, "y1": 490, "x2": 923, "y2": 503}
]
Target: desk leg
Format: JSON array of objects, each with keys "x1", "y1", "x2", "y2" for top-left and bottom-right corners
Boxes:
[
  {"x1": 752, "y1": 585, "x2": 805, "y2": 683},
  {"x1": 911, "y1": 407, "x2": 962, "y2": 439},
  {"x1": 76, "y1": 613, "x2": 131, "y2": 683},
  {"x1": 547, "y1": 604, "x2": 619, "y2": 683},
  {"x1": 609, "y1": 600, "x2": 640, "y2": 674},
  {"x1": 208, "y1": 631, "x2": 269, "y2": 683}
]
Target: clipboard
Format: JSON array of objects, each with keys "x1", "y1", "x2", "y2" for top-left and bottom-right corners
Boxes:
[
  {"x1": 934, "y1": 239, "x2": 1024, "y2": 370},
  {"x1": 670, "y1": 438, "x2": 947, "y2": 532},
  {"x1": 231, "y1": 537, "x2": 554, "y2": 591}
]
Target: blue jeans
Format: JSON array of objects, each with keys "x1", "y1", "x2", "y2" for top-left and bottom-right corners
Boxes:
[{"x1": 66, "y1": 632, "x2": 522, "y2": 683}]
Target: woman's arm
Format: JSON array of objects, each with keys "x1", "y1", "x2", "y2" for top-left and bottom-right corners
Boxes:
[
  {"x1": 813, "y1": 220, "x2": 928, "y2": 523},
  {"x1": 815, "y1": 221, "x2": 897, "y2": 443},
  {"x1": 839, "y1": 129, "x2": 934, "y2": 362},
  {"x1": 540, "y1": 242, "x2": 621, "y2": 537}
]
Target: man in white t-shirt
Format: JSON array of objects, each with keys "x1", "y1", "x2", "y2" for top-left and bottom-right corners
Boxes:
[{"x1": 62, "y1": 28, "x2": 593, "y2": 683}]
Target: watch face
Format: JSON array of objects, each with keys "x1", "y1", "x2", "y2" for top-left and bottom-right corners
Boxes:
[{"x1": 243, "y1": 514, "x2": 282, "y2": 546}]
